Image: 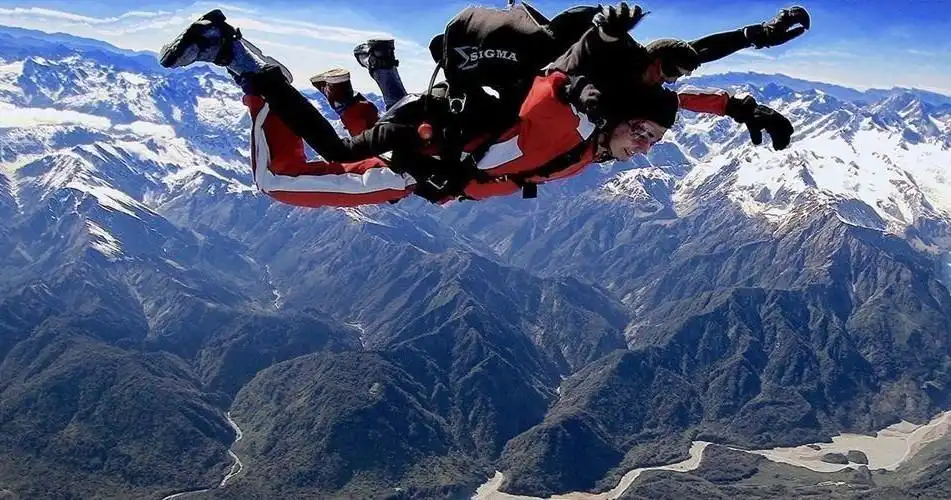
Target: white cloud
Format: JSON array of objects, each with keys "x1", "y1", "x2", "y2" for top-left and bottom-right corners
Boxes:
[
  {"x1": 783, "y1": 49, "x2": 857, "y2": 59},
  {"x1": 907, "y1": 48, "x2": 943, "y2": 57},
  {"x1": 0, "y1": 101, "x2": 113, "y2": 129},
  {"x1": 0, "y1": 7, "x2": 167, "y2": 24},
  {"x1": 114, "y1": 121, "x2": 177, "y2": 138},
  {"x1": 236, "y1": 16, "x2": 422, "y2": 49},
  {"x1": 0, "y1": 3, "x2": 437, "y2": 92},
  {"x1": 253, "y1": 39, "x2": 356, "y2": 60},
  {"x1": 731, "y1": 48, "x2": 777, "y2": 61}
]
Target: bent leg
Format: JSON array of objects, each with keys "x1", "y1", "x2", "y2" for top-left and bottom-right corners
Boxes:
[
  {"x1": 246, "y1": 67, "x2": 420, "y2": 162},
  {"x1": 310, "y1": 68, "x2": 381, "y2": 135},
  {"x1": 371, "y1": 68, "x2": 408, "y2": 109},
  {"x1": 245, "y1": 67, "x2": 355, "y2": 162},
  {"x1": 245, "y1": 95, "x2": 415, "y2": 207},
  {"x1": 354, "y1": 39, "x2": 407, "y2": 109}
]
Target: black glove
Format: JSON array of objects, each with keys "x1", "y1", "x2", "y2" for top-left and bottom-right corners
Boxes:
[
  {"x1": 593, "y1": 2, "x2": 647, "y2": 39},
  {"x1": 563, "y1": 75, "x2": 606, "y2": 127},
  {"x1": 744, "y1": 6, "x2": 811, "y2": 49},
  {"x1": 725, "y1": 96, "x2": 794, "y2": 150}
]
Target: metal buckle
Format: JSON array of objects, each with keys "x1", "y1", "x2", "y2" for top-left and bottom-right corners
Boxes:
[
  {"x1": 426, "y1": 176, "x2": 449, "y2": 191},
  {"x1": 448, "y1": 93, "x2": 467, "y2": 115}
]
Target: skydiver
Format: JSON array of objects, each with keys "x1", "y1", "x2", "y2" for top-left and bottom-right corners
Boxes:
[
  {"x1": 158, "y1": 9, "x2": 792, "y2": 208},
  {"x1": 308, "y1": 2, "x2": 807, "y2": 149}
]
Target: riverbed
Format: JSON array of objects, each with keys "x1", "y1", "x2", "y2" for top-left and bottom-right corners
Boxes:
[{"x1": 472, "y1": 410, "x2": 951, "y2": 499}]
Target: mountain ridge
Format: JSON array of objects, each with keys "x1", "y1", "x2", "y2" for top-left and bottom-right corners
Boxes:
[{"x1": 0, "y1": 23, "x2": 949, "y2": 500}]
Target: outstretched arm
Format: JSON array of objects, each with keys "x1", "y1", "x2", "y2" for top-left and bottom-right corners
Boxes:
[
  {"x1": 677, "y1": 87, "x2": 731, "y2": 115},
  {"x1": 690, "y1": 6, "x2": 810, "y2": 65},
  {"x1": 678, "y1": 88, "x2": 794, "y2": 150},
  {"x1": 690, "y1": 30, "x2": 752, "y2": 65}
]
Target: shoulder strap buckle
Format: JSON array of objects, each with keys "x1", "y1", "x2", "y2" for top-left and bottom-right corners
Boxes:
[
  {"x1": 448, "y1": 92, "x2": 467, "y2": 114},
  {"x1": 425, "y1": 175, "x2": 450, "y2": 191}
]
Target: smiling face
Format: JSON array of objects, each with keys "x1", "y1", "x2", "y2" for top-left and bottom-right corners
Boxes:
[{"x1": 607, "y1": 119, "x2": 668, "y2": 160}]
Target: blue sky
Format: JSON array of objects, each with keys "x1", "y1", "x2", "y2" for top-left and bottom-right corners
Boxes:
[{"x1": 1, "y1": 0, "x2": 950, "y2": 94}]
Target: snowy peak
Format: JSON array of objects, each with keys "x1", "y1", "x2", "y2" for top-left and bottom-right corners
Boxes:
[
  {"x1": 601, "y1": 167, "x2": 677, "y2": 217},
  {"x1": 1, "y1": 53, "x2": 247, "y2": 134},
  {"x1": 598, "y1": 75, "x2": 951, "y2": 235},
  {"x1": 875, "y1": 91, "x2": 922, "y2": 114},
  {"x1": 687, "y1": 72, "x2": 951, "y2": 107},
  {"x1": 0, "y1": 25, "x2": 151, "y2": 55},
  {"x1": 870, "y1": 92, "x2": 946, "y2": 143},
  {"x1": 0, "y1": 47, "x2": 254, "y2": 208},
  {"x1": 0, "y1": 30, "x2": 266, "y2": 270}
]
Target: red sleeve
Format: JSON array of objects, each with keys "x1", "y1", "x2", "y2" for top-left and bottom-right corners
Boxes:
[
  {"x1": 677, "y1": 87, "x2": 730, "y2": 116},
  {"x1": 339, "y1": 99, "x2": 380, "y2": 136}
]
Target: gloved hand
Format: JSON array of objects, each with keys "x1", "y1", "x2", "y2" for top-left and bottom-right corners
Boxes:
[
  {"x1": 744, "y1": 6, "x2": 811, "y2": 49},
  {"x1": 563, "y1": 75, "x2": 606, "y2": 127},
  {"x1": 574, "y1": 83, "x2": 605, "y2": 126},
  {"x1": 725, "y1": 95, "x2": 794, "y2": 150},
  {"x1": 593, "y1": 2, "x2": 647, "y2": 39}
]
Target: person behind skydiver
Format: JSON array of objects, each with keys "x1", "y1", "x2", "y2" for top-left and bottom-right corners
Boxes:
[
  {"x1": 548, "y1": 3, "x2": 810, "y2": 89},
  {"x1": 310, "y1": 3, "x2": 807, "y2": 150},
  {"x1": 158, "y1": 9, "x2": 792, "y2": 207},
  {"x1": 547, "y1": 3, "x2": 807, "y2": 149}
]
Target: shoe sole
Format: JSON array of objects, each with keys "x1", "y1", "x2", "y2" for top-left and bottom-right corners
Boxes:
[
  {"x1": 310, "y1": 68, "x2": 350, "y2": 85},
  {"x1": 353, "y1": 40, "x2": 398, "y2": 70},
  {"x1": 159, "y1": 9, "x2": 226, "y2": 68}
]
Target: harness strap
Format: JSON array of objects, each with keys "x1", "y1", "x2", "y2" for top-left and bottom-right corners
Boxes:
[{"x1": 509, "y1": 138, "x2": 593, "y2": 198}]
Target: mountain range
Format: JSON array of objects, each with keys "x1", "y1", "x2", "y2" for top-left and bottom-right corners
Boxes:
[{"x1": 0, "y1": 24, "x2": 950, "y2": 499}]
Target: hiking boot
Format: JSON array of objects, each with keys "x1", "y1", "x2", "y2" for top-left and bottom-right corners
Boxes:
[
  {"x1": 310, "y1": 68, "x2": 350, "y2": 90},
  {"x1": 353, "y1": 39, "x2": 398, "y2": 72},
  {"x1": 310, "y1": 68, "x2": 356, "y2": 106},
  {"x1": 160, "y1": 9, "x2": 293, "y2": 82},
  {"x1": 159, "y1": 9, "x2": 237, "y2": 68}
]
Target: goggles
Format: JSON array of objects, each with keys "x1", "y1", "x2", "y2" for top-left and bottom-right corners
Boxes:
[{"x1": 627, "y1": 119, "x2": 668, "y2": 146}]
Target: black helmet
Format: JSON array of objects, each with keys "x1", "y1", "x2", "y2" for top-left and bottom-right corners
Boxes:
[
  {"x1": 603, "y1": 85, "x2": 680, "y2": 130},
  {"x1": 645, "y1": 38, "x2": 700, "y2": 79}
]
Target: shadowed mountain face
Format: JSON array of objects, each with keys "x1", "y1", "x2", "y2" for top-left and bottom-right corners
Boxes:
[
  {"x1": 0, "y1": 313, "x2": 232, "y2": 499},
  {"x1": 1, "y1": 25, "x2": 950, "y2": 500},
  {"x1": 498, "y1": 206, "x2": 951, "y2": 495}
]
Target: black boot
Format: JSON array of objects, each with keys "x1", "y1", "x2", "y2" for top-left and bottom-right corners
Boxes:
[
  {"x1": 160, "y1": 9, "x2": 293, "y2": 82},
  {"x1": 159, "y1": 9, "x2": 237, "y2": 68}
]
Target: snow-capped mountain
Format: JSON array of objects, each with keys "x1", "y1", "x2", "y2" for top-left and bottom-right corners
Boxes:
[
  {"x1": 3, "y1": 23, "x2": 949, "y2": 248},
  {"x1": 564, "y1": 76, "x2": 950, "y2": 241},
  {"x1": 0, "y1": 43, "x2": 251, "y2": 204},
  {"x1": 2, "y1": 23, "x2": 949, "y2": 357},
  {"x1": 687, "y1": 71, "x2": 951, "y2": 108},
  {"x1": 2, "y1": 24, "x2": 951, "y2": 500}
]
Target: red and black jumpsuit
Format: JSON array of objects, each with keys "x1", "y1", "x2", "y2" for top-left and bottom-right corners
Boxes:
[{"x1": 244, "y1": 68, "x2": 732, "y2": 208}]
